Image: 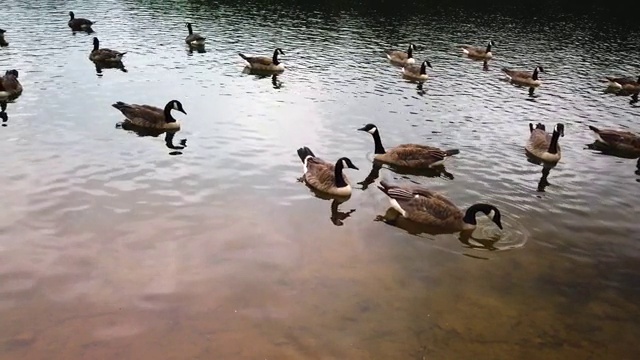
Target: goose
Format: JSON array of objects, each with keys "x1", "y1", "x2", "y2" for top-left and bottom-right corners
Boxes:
[
  {"x1": 525, "y1": 122, "x2": 564, "y2": 163},
  {"x1": 297, "y1": 146, "x2": 359, "y2": 197},
  {"x1": 384, "y1": 44, "x2": 417, "y2": 65},
  {"x1": 185, "y1": 23, "x2": 205, "y2": 46},
  {"x1": 358, "y1": 123, "x2": 460, "y2": 169},
  {"x1": 0, "y1": 29, "x2": 7, "y2": 47},
  {"x1": 402, "y1": 60, "x2": 432, "y2": 81},
  {"x1": 89, "y1": 37, "x2": 126, "y2": 63},
  {"x1": 112, "y1": 100, "x2": 186, "y2": 130},
  {"x1": 461, "y1": 40, "x2": 494, "y2": 60},
  {"x1": 377, "y1": 180, "x2": 503, "y2": 232},
  {"x1": 604, "y1": 75, "x2": 640, "y2": 89},
  {"x1": 238, "y1": 48, "x2": 285, "y2": 72},
  {"x1": 0, "y1": 70, "x2": 23, "y2": 99},
  {"x1": 68, "y1": 11, "x2": 94, "y2": 31},
  {"x1": 502, "y1": 66, "x2": 544, "y2": 87},
  {"x1": 588, "y1": 125, "x2": 640, "y2": 155}
]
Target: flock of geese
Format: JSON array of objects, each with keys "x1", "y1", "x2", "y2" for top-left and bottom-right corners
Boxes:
[{"x1": 1, "y1": 13, "x2": 639, "y2": 237}]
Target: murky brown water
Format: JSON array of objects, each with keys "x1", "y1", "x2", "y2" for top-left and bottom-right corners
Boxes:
[{"x1": 1, "y1": 0, "x2": 639, "y2": 358}]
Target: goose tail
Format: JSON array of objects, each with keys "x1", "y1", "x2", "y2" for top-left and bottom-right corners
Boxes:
[
  {"x1": 111, "y1": 101, "x2": 129, "y2": 110},
  {"x1": 238, "y1": 53, "x2": 250, "y2": 61},
  {"x1": 588, "y1": 125, "x2": 601, "y2": 134},
  {"x1": 296, "y1": 146, "x2": 315, "y2": 163},
  {"x1": 444, "y1": 149, "x2": 460, "y2": 157}
]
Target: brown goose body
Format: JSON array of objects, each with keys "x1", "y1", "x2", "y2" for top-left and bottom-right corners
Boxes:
[
  {"x1": 605, "y1": 75, "x2": 640, "y2": 89},
  {"x1": 89, "y1": 37, "x2": 126, "y2": 63},
  {"x1": 358, "y1": 123, "x2": 460, "y2": 169},
  {"x1": 377, "y1": 180, "x2": 503, "y2": 232},
  {"x1": 461, "y1": 41, "x2": 494, "y2": 60},
  {"x1": 588, "y1": 125, "x2": 640, "y2": 155},
  {"x1": 239, "y1": 48, "x2": 285, "y2": 72},
  {"x1": 112, "y1": 100, "x2": 186, "y2": 130},
  {"x1": 502, "y1": 66, "x2": 544, "y2": 87},
  {"x1": 68, "y1": 11, "x2": 94, "y2": 31},
  {"x1": 297, "y1": 147, "x2": 359, "y2": 197},
  {"x1": 0, "y1": 70, "x2": 23, "y2": 99},
  {"x1": 185, "y1": 23, "x2": 205, "y2": 46},
  {"x1": 402, "y1": 60, "x2": 432, "y2": 81},
  {"x1": 384, "y1": 44, "x2": 417, "y2": 65},
  {"x1": 525, "y1": 123, "x2": 564, "y2": 163}
]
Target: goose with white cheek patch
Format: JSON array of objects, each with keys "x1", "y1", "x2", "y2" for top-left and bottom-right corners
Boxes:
[
  {"x1": 239, "y1": 48, "x2": 285, "y2": 72},
  {"x1": 185, "y1": 23, "x2": 205, "y2": 46},
  {"x1": 525, "y1": 122, "x2": 565, "y2": 163},
  {"x1": 377, "y1": 180, "x2": 503, "y2": 233},
  {"x1": 461, "y1": 40, "x2": 494, "y2": 60},
  {"x1": 402, "y1": 60, "x2": 432, "y2": 81},
  {"x1": 502, "y1": 66, "x2": 544, "y2": 87},
  {"x1": 297, "y1": 147, "x2": 359, "y2": 197},
  {"x1": 112, "y1": 100, "x2": 186, "y2": 131},
  {"x1": 358, "y1": 123, "x2": 460, "y2": 169},
  {"x1": 588, "y1": 125, "x2": 640, "y2": 155},
  {"x1": 68, "y1": 11, "x2": 95, "y2": 31},
  {"x1": 384, "y1": 44, "x2": 417, "y2": 65}
]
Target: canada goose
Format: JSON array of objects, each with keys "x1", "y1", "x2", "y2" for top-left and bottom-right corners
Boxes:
[
  {"x1": 525, "y1": 122, "x2": 564, "y2": 163},
  {"x1": 297, "y1": 146, "x2": 359, "y2": 197},
  {"x1": 238, "y1": 48, "x2": 285, "y2": 72},
  {"x1": 461, "y1": 40, "x2": 494, "y2": 60},
  {"x1": 358, "y1": 123, "x2": 460, "y2": 169},
  {"x1": 588, "y1": 125, "x2": 640, "y2": 155},
  {"x1": 89, "y1": 37, "x2": 126, "y2": 63},
  {"x1": 0, "y1": 29, "x2": 7, "y2": 47},
  {"x1": 0, "y1": 70, "x2": 23, "y2": 100},
  {"x1": 503, "y1": 66, "x2": 544, "y2": 87},
  {"x1": 402, "y1": 60, "x2": 432, "y2": 81},
  {"x1": 604, "y1": 75, "x2": 640, "y2": 89},
  {"x1": 384, "y1": 44, "x2": 417, "y2": 65},
  {"x1": 185, "y1": 23, "x2": 205, "y2": 46},
  {"x1": 112, "y1": 100, "x2": 186, "y2": 130},
  {"x1": 68, "y1": 11, "x2": 94, "y2": 31},
  {"x1": 377, "y1": 180, "x2": 503, "y2": 232}
]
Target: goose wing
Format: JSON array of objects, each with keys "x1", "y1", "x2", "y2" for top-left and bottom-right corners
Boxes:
[
  {"x1": 304, "y1": 157, "x2": 338, "y2": 190},
  {"x1": 379, "y1": 182, "x2": 462, "y2": 224},
  {"x1": 384, "y1": 49, "x2": 408, "y2": 60},
  {"x1": 589, "y1": 126, "x2": 640, "y2": 149},
  {"x1": 385, "y1": 145, "x2": 447, "y2": 167},
  {"x1": 527, "y1": 128, "x2": 550, "y2": 151},
  {"x1": 112, "y1": 102, "x2": 164, "y2": 124},
  {"x1": 461, "y1": 45, "x2": 485, "y2": 55},
  {"x1": 240, "y1": 54, "x2": 274, "y2": 66},
  {"x1": 502, "y1": 68, "x2": 531, "y2": 79},
  {"x1": 402, "y1": 63, "x2": 421, "y2": 75},
  {"x1": 605, "y1": 76, "x2": 636, "y2": 85},
  {"x1": 186, "y1": 33, "x2": 205, "y2": 42},
  {"x1": 90, "y1": 48, "x2": 126, "y2": 62},
  {"x1": 0, "y1": 73, "x2": 20, "y2": 92}
]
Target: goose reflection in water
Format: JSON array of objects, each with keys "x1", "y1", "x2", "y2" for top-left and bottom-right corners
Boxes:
[
  {"x1": 0, "y1": 102, "x2": 7, "y2": 127},
  {"x1": 95, "y1": 62, "x2": 127, "y2": 76},
  {"x1": 187, "y1": 46, "x2": 206, "y2": 55},
  {"x1": 116, "y1": 122, "x2": 187, "y2": 155},
  {"x1": 298, "y1": 182, "x2": 356, "y2": 226},
  {"x1": 242, "y1": 67, "x2": 284, "y2": 89},
  {"x1": 524, "y1": 153, "x2": 557, "y2": 192},
  {"x1": 357, "y1": 161, "x2": 454, "y2": 191},
  {"x1": 416, "y1": 82, "x2": 426, "y2": 96}
]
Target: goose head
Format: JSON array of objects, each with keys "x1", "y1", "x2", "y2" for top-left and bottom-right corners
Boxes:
[
  {"x1": 92, "y1": 37, "x2": 99, "y2": 49},
  {"x1": 357, "y1": 123, "x2": 378, "y2": 135},
  {"x1": 169, "y1": 100, "x2": 187, "y2": 115},
  {"x1": 337, "y1": 157, "x2": 359, "y2": 171},
  {"x1": 275, "y1": 48, "x2": 285, "y2": 56},
  {"x1": 69, "y1": 11, "x2": 75, "y2": 19},
  {"x1": 554, "y1": 123, "x2": 565, "y2": 137}
]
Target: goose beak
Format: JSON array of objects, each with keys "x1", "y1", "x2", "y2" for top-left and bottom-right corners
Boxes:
[
  {"x1": 350, "y1": 165, "x2": 359, "y2": 170},
  {"x1": 179, "y1": 109, "x2": 187, "y2": 115},
  {"x1": 357, "y1": 126, "x2": 367, "y2": 131}
]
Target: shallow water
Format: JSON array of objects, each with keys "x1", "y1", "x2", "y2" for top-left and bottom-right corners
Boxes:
[{"x1": 1, "y1": 0, "x2": 639, "y2": 358}]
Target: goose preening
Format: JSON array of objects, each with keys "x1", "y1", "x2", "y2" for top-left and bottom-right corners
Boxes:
[
  {"x1": 112, "y1": 100, "x2": 186, "y2": 130},
  {"x1": 604, "y1": 75, "x2": 640, "y2": 90},
  {"x1": 377, "y1": 180, "x2": 503, "y2": 233},
  {"x1": 502, "y1": 66, "x2": 544, "y2": 87},
  {"x1": 0, "y1": 70, "x2": 23, "y2": 100},
  {"x1": 297, "y1": 146, "x2": 359, "y2": 197},
  {"x1": 89, "y1": 37, "x2": 126, "y2": 63},
  {"x1": 384, "y1": 44, "x2": 417, "y2": 65},
  {"x1": 185, "y1": 23, "x2": 205, "y2": 47},
  {"x1": 525, "y1": 122, "x2": 564, "y2": 163},
  {"x1": 238, "y1": 48, "x2": 285, "y2": 72},
  {"x1": 402, "y1": 60, "x2": 432, "y2": 81},
  {"x1": 588, "y1": 125, "x2": 640, "y2": 155},
  {"x1": 358, "y1": 123, "x2": 460, "y2": 169},
  {"x1": 68, "y1": 11, "x2": 95, "y2": 32},
  {"x1": 461, "y1": 40, "x2": 494, "y2": 60},
  {"x1": 0, "y1": 29, "x2": 7, "y2": 47}
]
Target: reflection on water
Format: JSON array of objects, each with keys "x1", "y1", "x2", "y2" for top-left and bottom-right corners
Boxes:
[{"x1": 1, "y1": 0, "x2": 640, "y2": 358}]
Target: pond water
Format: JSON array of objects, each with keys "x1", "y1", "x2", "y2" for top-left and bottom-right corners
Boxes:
[{"x1": 1, "y1": 0, "x2": 639, "y2": 358}]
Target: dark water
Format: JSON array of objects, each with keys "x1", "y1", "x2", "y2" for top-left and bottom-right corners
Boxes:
[{"x1": 1, "y1": 0, "x2": 639, "y2": 358}]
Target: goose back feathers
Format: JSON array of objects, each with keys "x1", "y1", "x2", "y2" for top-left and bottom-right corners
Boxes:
[
  {"x1": 502, "y1": 66, "x2": 544, "y2": 87},
  {"x1": 185, "y1": 23, "x2": 205, "y2": 46},
  {"x1": 68, "y1": 11, "x2": 94, "y2": 31},
  {"x1": 461, "y1": 40, "x2": 494, "y2": 60},
  {"x1": 239, "y1": 48, "x2": 285, "y2": 72},
  {"x1": 402, "y1": 60, "x2": 432, "y2": 81},
  {"x1": 526, "y1": 122, "x2": 564, "y2": 163},
  {"x1": 588, "y1": 125, "x2": 640, "y2": 155},
  {"x1": 0, "y1": 70, "x2": 23, "y2": 99},
  {"x1": 89, "y1": 37, "x2": 126, "y2": 63},
  {"x1": 385, "y1": 44, "x2": 417, "y2": 65},
  {"x1": 297, "y1": 147, "x2": 359, "y2": 197},
  {"x1": 112, "y1": 100, "x2": 186, "y2": 130}
]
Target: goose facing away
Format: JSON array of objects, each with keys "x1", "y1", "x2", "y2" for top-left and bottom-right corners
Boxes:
[
  {"x1": 0, "y1": 70, "x2": 23, "y2": 100},
  {"x1": 112, "y1": 100, "x2": 186, "y2": 130},
  {"x1": 0, "y1": 29, "x2": 7, "y2": 47},
  {"x1": 525, "y1": 123, "x2": 564, "y2": 163},
  {"x1": 185, "y1": 23, "x2": 205, "y2": 46},
  {"x1": 238, "y1": 48, "x2": 285, "y2": 72},
  {"x1": 377, "y1": 180, "x2": 503, "y2": 232},
  {"x1": 503, "y1": 66, "x2": 544, "y2": 87},
  {"x1": 402, "y1": 60, "x2": 432, "y2": 81},
  {"x1": 384, "y1": 44, "x2": 417, "y2": 65},
  {"x1": 297, "y1": 147, "x2": 359, "y2": 197},
  {"x1": 605, "y1": 75, "x2": 640, "y2": 89},
  {"x1": 68, "y1": 11, "x2": 94, "y2": 31},
  {"x1": 358, "y1": 123, "x2": 460, "y2": 169},
  {"x1": 89, "y1": 37, "x2": 126, "y2": 63},
  {"x1": 461, "y1": 40, "x2": 494, "y2": 60},
  {"x1": 588, "y1": 125, "x2": 640, "y2": 155}
]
